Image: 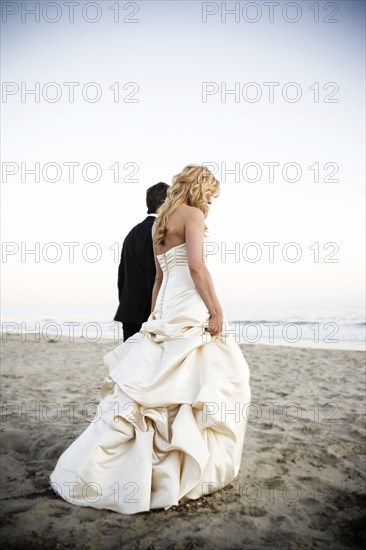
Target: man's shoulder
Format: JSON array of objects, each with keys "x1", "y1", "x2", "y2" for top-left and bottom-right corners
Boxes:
[{"x1": 124, "y1": 216, "x2": 154, "y2": 242}]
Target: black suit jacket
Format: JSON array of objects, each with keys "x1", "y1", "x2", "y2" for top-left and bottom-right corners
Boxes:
[{"x1": 114, "y1": 216, "x2": 156, "y2": 324}]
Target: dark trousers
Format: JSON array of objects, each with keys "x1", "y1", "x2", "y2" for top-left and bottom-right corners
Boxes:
[{"x1": 122, "y1": 322, "x2": 142, "y2": 342}]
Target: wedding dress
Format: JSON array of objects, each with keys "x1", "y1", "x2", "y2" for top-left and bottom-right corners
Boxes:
[{"x1": 50, "y1": 242, "x2": 251, "y2": 514}]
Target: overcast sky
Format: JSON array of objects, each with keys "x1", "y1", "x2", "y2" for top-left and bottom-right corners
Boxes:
[{"x1": 1, "y1": 0, "x2": 365, "y2": 322}]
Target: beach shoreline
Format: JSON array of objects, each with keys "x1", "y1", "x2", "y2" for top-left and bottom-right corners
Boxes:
[{"x1": 2, "y1": 328, "x2": 364, "y2": 352}]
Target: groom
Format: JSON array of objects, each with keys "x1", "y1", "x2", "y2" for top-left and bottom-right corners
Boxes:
[{"x1": 114, "y1": 182, "x2": 169, "y2": 341}]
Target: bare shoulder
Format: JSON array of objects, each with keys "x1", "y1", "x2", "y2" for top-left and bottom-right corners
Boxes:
[{"x1": 182, "y1": 205, "x2": 205, "y2": 221}]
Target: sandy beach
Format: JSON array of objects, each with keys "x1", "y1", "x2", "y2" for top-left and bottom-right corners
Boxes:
[{"x1": 0, "y1": 334, "x2": 365, "y2": 549}]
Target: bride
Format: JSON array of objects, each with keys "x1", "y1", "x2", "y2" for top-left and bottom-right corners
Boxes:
[{"x1": 50, "y1": 164, "x2": 251, "y2": 514}]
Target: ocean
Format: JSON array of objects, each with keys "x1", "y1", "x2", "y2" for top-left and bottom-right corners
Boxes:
[{"x1": 1, "y1": 306, "x2": 365, "y2": 351}]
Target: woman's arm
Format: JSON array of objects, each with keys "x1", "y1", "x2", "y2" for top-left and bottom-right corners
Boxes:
[
  {"x1": 150, "y1": 223, "x2": 164, "y2": 313},
  {"x1": 185, "y1": 208, "x2": 223, "y2": 335}
]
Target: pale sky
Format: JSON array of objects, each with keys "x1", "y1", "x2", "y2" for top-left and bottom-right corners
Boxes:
[{"x1": 1, "y1": 0, "x2": 365, "y2": 322}]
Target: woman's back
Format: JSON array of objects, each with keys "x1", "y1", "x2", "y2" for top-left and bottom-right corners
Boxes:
[{"x1": 154, "y1": 204, "x2": 192, "y2": 256}]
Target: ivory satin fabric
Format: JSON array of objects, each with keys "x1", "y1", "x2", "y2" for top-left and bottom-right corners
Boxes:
[{"x1": 50, "y1": 243, "x2": 251, "y2": 514}]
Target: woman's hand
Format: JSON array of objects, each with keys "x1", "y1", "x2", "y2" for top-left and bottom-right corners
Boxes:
[{"x1": 205, "y1": 311, "x2": 223, "y2": 336}]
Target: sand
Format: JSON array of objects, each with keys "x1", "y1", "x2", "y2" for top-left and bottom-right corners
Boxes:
[{"x1": 0, "y1": 334, "x2": 365, "y2": 549}]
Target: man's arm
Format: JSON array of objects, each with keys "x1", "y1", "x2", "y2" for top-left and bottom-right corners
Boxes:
[{"x1": 117, "y1": 242, "x2": 126, "y2": 301}]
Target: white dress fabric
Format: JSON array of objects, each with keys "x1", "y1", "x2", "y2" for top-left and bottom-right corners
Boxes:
[{"x1": 50, "y1": 243, "x2": 251, "y2": 514}]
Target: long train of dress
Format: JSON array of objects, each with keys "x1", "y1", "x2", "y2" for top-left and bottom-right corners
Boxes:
[{"x1": 49, "y1": 243, "x2": 251, "y2": 514}]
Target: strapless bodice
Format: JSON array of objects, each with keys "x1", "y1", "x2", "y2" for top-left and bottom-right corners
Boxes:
[
  {"x1": 154, "y1": 243, "x2": 196, "y2": 318},
  {"x1": 156, "y1": 242, "x2": 188, "y2": 274}
]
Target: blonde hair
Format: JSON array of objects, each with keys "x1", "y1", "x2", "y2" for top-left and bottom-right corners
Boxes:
[{"x1": 153, "y1": 164, "x2": 220, "y2": 247}]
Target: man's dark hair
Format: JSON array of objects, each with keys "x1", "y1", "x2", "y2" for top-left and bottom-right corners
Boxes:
[{"x1": 146, "y1": 182, "x2": 169, "y2": 214}]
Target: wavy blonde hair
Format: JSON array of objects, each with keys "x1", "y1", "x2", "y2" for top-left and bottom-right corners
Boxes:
[{"x1": 153, "y1": 164, "x2": 220, "y2": 247}]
